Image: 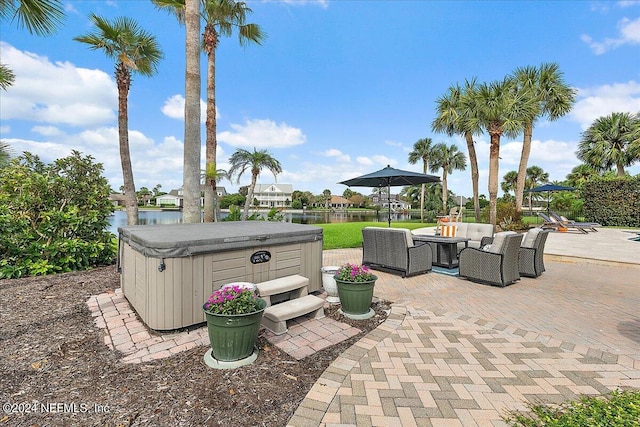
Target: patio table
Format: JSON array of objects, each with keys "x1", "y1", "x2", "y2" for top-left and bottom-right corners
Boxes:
[{"x1": 412, "y1": 235, "x2": 470, "y2": 269}]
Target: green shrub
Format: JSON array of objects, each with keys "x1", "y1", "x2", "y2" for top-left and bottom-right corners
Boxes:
[
  {"x1": 583, "y1": 176, "x2": 640, "y2": 227},
  {"x1": 495, "y1": 200, "x2": 525, "y2": 231},
  {"x1": 505, "y1": 389, "x2": 640, "y2": 426},
  {"x1": 0, "y1": 151, "x2": 117, "y2": 278}
]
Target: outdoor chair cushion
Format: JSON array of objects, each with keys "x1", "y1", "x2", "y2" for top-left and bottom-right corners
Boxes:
[
  {"x1": 521, "y1": 227, "x2": 543, "y2": 248},
  {"x1": 487, "y1": 231, "x2": 516, "y2": 254}
]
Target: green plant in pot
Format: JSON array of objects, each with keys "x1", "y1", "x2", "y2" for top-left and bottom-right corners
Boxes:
[
  {"x1": 334, "y1": 263, "x2": 377, "y2": 320},
  {"x1": 202, "y1": 284, "x2": 267, "y2": 369}
]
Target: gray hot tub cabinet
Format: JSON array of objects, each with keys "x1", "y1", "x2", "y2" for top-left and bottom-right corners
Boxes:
[{"x1": 118, "y1": 222, "x2": 323, "y2": 330}]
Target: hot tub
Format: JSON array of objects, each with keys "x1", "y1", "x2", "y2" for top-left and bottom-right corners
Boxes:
[{"x1": 117, "y1": 222, "x2": 323, "y2": 330}]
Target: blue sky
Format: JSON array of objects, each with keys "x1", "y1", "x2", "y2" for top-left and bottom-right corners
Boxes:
[{"x1": 1, "y1": 0, "x2": 639, "y2": 199}]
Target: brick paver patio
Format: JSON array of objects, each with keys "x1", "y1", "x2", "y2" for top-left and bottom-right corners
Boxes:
[
  {"x1": 287, "y1": 246, "x2": 640, "y2": 426},
  {"x1": 87, "y1": 228, "x2": 640, "y2": 425}
]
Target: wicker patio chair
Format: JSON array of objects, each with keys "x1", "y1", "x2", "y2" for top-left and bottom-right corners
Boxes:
[
  {"x1": 362, "y1": 227, "x2": 432, "y2": 277},
  {"x1": 458, "y1": 232, "x2": 523, "y2": 287},
  {"x1": 518, "y1": 228, "x2": 551, "y2": 278}
]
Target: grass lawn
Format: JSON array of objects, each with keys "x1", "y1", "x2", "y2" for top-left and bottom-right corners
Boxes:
[{"x1": 317, "y1": 221, "x2": 435, "y2": 250}]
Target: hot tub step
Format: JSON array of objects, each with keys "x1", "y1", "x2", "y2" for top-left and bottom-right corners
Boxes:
[
  {"x1": 262, "y1": 295, "x2": 325, "y2": 335},
  {"x1": 256, "y1": 275, "x2": 309, "y2": 306}
]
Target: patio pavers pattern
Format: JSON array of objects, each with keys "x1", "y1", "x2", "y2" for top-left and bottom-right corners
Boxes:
[{"x1": 287, "y1": 245, "x2": 640, "y2": 426}]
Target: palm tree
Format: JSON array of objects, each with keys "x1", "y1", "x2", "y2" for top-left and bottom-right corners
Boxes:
[
  {"x1": 465, "y1": 77, "x2": 537, "y2": 227},
  {"x1": 566, "y1": 164, "x2": 599, "y2": 189},
  {"x1": 512, "y1": 63, "x2": 576, "y2": 212},
  {"x1": 525, "y1": 165, "x2": 549, "y2": 212},
  {"x1": 200, "y1": 164, "x2": 229, "y2": 221},
  {"x1": 429, "y1": 143, "x2": 466, "y2": 214},
  {"x1": 432, "y1": 79, "x2": 483, "y2": 221},
  {"x1": 1, "y1": 0, "x2": 65, "y2": 89},
  {"x1": 202, "y1": 0, "x2": 263, "y2": 221},
  {"x1": 407, "y1": 137, "x2": 434, "y2": 223},
  {"x1": 501, "y1": 170, "x2": 518, "y2": 197},
  {"x1": 153, "y1": 0, "x2": 264, "y2": 222},
  {"x1": 183, "y1": 0, "x2": 202, "y2": 223},
  {"x1": 0, "y1": 141, "x2": 13, "y2": 168},
  {"x1": 577, "y1": 112, "x2": 640, "y2": 176},
  {"x1": 228, "y1": 148, "x2": 282, "y2": 220},
  {"x1": 322, "y1": 189, "x2": 331, "y2": 209},
  {"x1": 0, "y1": 64, "x2": 15, "y2": 91},
  {"x1": 75, "y1": 14, "x2": 163, "y2": 226}
]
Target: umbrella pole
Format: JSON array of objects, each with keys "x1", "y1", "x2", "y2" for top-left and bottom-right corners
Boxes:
[{"x1": 387, "y1": 181, "x2": 391, "y2": 227}]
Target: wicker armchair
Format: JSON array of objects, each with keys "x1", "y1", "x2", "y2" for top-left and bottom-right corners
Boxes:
[
  {"x1": 458, "y1": 232, "x2": 523, "y2": 287},
  {"x1": 362, "y1": 227, "x2": 432, "y2": 277},
  {"x1": 518, "y1": 228, "x2": 550, "y2": 278}
]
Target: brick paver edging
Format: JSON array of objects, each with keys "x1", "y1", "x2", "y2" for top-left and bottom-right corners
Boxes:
[{"x1": 287, "y1": 305, "x2": 408, "y2": 426}]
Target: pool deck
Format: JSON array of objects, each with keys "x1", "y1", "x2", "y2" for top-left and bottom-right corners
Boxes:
[{"x1": 287, "y1": 227, "x2": 640, "y2": 426}]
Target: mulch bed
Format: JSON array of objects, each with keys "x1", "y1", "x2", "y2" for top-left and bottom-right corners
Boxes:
[{"x1": 0, "y1": 266, "x2": 390, "y2": 427}]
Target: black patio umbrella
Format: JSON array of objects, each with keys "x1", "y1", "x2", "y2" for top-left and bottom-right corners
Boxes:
[
  {"x1": 525, "y1": 183, "x2": 575, "y2": 213},
  {"x1": 339, "y1": 165, "x2": 440, "y2": 227}
]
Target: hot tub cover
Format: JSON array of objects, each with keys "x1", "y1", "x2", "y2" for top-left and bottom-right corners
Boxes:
[{"x1": 118, "y1": 222, "x2": 323, "y2": 258}]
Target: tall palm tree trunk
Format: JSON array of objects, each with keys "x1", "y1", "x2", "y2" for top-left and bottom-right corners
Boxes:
[
  {"x1": 242, "y1": 173, "x2": 258, "y2": 220},
  {"x1": 515, "y1": 122, "x2": 533, "y2": 213},
  {"x1": 116, "y1": 65, "x2": 138, "y2": 226},
  {"x1": 488, "y1": 133, "x2": 501, "y2": 229},
  {"x1": 203, "y1": 25, "x2": 219, "y2": 222},
  {"x1": 464, "y1": 132, "x2": 480, "y2": 221},
  {"x1": 183, "y1": 0, "x2": 201, "y2": 223}
]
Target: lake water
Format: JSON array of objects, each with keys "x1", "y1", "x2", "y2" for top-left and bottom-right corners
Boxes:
[{"x1": 107, "y1": 209, "x2": 415, "y2": 234}]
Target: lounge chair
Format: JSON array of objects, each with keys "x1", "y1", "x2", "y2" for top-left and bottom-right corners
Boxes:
[
  {"x1": 459, "y1": 231, "x2": 523, "y2": 287},
  {"x1": 538, "y1": 213, "x2": 590, "y2": 234},
  {"x1": 549, "y1": 211, "x2": 600, "y2": 232}
]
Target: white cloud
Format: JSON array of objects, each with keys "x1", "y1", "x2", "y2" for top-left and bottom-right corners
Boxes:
[
  {"x1": 31, "y1": 126, "x2": 64, "y2": 137},
  {"x1": 323, "y1": 148, "x2": 350, "y2": 163},
  {"x1": 0, "y1": 42, "x2": 117, "y2": 126},
  {"x1": 161, "y1": 94, "x2": 209, "y2": 123},
  {"x1": 0, "y1": 126, "x2": 10, "y2": 134},
  {"x1": 356, "y1": 156, "x2": 373, "y2": 166},
  {"x1": 581, "y1": 17, "x2": 640, "y2": 54},
  {"x1": 371, "y1": 155, "x2": 397, "y2": 166},
  {"x1": 569, "y1": 80, "x2": 640, "y2": 129},
  {"x1": 618, "y1": 1, "x2": 640, "y2": 8},
  {"x1": 218, "y1": 119, "x2": 306, "y2": 148},
  {"x1": 274, "y1": 0, "x2": 329, "y2": 9},
  {"x1": 64, "y1": 3, "x2": 79, "y2": 14}
]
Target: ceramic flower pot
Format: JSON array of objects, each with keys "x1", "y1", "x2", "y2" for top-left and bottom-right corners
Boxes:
[
  {"x1": 321, "y1": 266, "x2": 341, "y2": 303},
  {"x1": 202, "y1": 297, "x2": 267, "y2": 362},
  {"x1": 335, "y1": 276, "x2": 377, "y2": 319}
]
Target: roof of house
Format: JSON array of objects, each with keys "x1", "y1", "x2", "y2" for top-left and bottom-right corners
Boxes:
[
  {"x1": 330, "y1": 195, "x2": 351, "y2": 204},
  {"x1": 254, "y1": 184, "x2": 293, "y2": 193}
]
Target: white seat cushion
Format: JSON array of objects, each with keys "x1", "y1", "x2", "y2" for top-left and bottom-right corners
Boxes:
[
  {"x1": 487, "y1": 231, "x2": 517, "y2": 254},
  {"x1": 521, "y1": 227, "x2": 543, "y2": 248}
]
